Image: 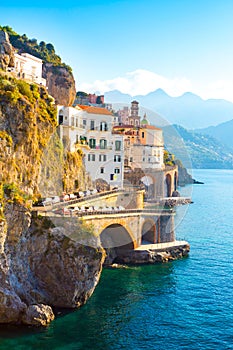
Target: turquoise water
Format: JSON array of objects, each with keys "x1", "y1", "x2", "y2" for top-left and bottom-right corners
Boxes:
[{"x1": 0, "y1": 169, "x2": 233, "y2": 350}]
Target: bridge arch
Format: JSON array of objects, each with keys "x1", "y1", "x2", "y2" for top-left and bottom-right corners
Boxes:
[
  {"x1": 174, "y1": 171, "x2": 178, "y2": 191},
  {"x1": 165, "y1": 174, "x2": 172, "y2": 197},
  {"x1": 141, "y1": 218, "x2": 157, "y2": 244},
  {"x1": 100, "y1": 223, "x2": 136, "y2": 264},
  {"x1": 141, "y1": 175, "x2": 155, "y2": 200}
]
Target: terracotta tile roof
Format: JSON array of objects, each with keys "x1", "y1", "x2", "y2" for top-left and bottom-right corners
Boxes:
[
  {"x1": 113, "y1": 124, "x2": 161, "y2": 130},
  {"x1": 77, "y1": 105, "x2": 113, "y2": 115},
  {"x1": 141, "y1": 125, "x2": 162, "y2": 131},
  {"x1": 113, "y1": 125, "x2": 135, "y2": 129}
]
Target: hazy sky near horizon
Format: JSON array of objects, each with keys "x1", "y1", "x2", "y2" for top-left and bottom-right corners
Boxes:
[{"x1": 1, "y1": 0, "x2": 233, "y2": 101}]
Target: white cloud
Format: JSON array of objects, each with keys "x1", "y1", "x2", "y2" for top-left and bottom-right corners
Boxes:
[
  {"x1": 78, "y1": 69, "x2": 192, "y2": 97},
  {"x1": 78, "y1": 69, "x2": 233, "y2": 102}
]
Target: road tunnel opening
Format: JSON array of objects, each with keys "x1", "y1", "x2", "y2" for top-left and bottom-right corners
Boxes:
[{"x1": 100, "y1": 224, "x2": 134, "y2": 265}]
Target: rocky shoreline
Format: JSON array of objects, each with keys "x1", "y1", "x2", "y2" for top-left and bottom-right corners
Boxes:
[{"x1": 113, "y1": 242, "x2": 190, "y2": 265}]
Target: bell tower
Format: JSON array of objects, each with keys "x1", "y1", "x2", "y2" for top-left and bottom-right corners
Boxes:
[{"x1": 129, "y1": 100, "x2": 140, "y2": 126}]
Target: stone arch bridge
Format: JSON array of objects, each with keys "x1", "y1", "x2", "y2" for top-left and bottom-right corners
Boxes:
[{"x1": 77, "y1": 208, "x2": 175, "y2": 248}]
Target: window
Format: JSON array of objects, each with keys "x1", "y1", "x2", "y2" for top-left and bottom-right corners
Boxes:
[
  {"x1": 148, "y1": 158, "x2": 151, "y2": 162},
  {"x1": 71, "y1": 117, "x2": 75, "y2": 126},
  {"x1": 142, "y1": 132, "x2": 145, "y2": 138},
  {"x1": 89, "y1": 138, "x2": 96, "y2": 149},
  {"x1": 100, "y1": 139, "x2": 107, "y2": 149},
  {"x1": 76, "y1": 119, "x2": 79, "y2": 127},
  {"x1": 115, "y1": 140, "x2": 121, "y2": 151},
  {"x1": 100, "y1": 122, "x2": 108, "y2": 131},
  {"x1": 90, "y1": 120, "x2": 95, "y2": 130},
  {"x1": 88, "y1": 154, "x2": 95, "y2": 161},
  {"x1": 143, "y1": 157, "x2": 145, "y2": 162},
  {"x1": 58, "y1": 114, "x2": 63, "y2": 125},
  {"x1": 114, "y1": 155, "x2": 121, "y2": 162},
  {"x1": 114, "y1": 168, "x2": 120, "y2": 174},
  {"x1": 100, "y1": 167, "x2": 104, "y2": 174},
  {"x1": 82, "y1": 120, "x2": 87, "y2": 128},
  {"x1": 130, "y1": 157, "x2": 133, "y2": 162},
  {"x1": 99, "y1": 154, "x2": 107, "y2": 162},
  {"x1": 110, "y1": 174, "x2": 114, "y2": 181}
]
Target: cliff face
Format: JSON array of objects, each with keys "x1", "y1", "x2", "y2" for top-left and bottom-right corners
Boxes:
[
  {"x1": 0, "y1": 31, "x2": 15, "y2": 70},
  {"x1": 43, "y1": 63, "x2": 76, "y2": 106},
  {"x1": 0, "y1": 28, "x2": 76, "y2": 107},
  {"x1": 0, "y1": 73, "x2": 104, "y2": 326}
]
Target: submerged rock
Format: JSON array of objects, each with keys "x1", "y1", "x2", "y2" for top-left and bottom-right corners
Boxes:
[
  {"x1": 113, "y1": 244, "x2": 190, "y2": 265},
  {"x1": 22, "y1": 304, "x2": 54, "y2": 326}
]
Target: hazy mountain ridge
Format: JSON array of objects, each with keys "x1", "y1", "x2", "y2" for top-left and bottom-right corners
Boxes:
[
  {"x1": 195, "y1": 119, "x2": 233, "y2": 151},
  {"x1": 163, "y1": 125, "x2": 233, "y2": 169},
  {"x1": 105, "y1": 89, "x2": 233, "y2": 129}
]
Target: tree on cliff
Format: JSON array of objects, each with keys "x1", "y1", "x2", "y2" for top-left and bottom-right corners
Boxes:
[{"x1": 0, "y1": 25, "x2": 72, "y2": 73}]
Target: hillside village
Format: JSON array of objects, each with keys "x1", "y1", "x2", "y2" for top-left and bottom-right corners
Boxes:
[
  {"x1": 0, "y1": 28, "x2": 191, "y2": 327},
  {"x1": 3, "y1": 39, "x2": 176, "y2": 198}
]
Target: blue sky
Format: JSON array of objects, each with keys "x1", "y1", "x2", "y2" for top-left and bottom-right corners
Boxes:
[{"x1": 1, "y1": 0, "x2": 233, "y2": 101}]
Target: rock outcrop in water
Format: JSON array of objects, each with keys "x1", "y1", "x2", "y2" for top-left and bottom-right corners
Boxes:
[{"x1": 0, "y1": 72, "x2": 104, "y2": 326}]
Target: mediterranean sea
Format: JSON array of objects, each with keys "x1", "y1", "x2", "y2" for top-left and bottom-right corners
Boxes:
[{"x1": 0, "y1": 169, "x2": 233, "y2": 350}]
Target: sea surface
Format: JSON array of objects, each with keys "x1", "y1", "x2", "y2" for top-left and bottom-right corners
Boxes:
[{"x1": 0, "y1": 169, "x2": 233, "y2": 350}]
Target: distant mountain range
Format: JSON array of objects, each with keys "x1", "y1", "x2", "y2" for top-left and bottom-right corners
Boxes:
[
  {"x1": 163, "y1": 125, "x2": 233, "y2": 169},
  {"x1": 105, "y1": 89, "x2": 233, "y2": 129},
  {"x1": 106, "y1": 89, "x2": 233, "y2": 169},
  {"x1": 195, "y1": 119, "x2": 233, "y2": 151}
]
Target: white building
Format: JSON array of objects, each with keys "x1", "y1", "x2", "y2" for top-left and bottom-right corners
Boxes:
[
  {"x1": 113, "y1": 114, "x2": 164, "y2": 171},
  {"x1": 13, "y1": 53, "x2": 46, "y2": 86},
  {"x1": 127, "y1": 143, "x2": 164, "y2": 170},
  {"x1": 57, "y1": 106, "x2": 84, "y2": 151},
  {"x1": 57, "y1": 105, "x2": 124, "y2": 189}
]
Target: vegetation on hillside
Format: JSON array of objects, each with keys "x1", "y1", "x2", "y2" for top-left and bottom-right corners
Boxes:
[
  {"x1": 164, "y1": 150, "x2": 175, "y2": 166},
  {"x1": 0, "y1": 71, "x2": 57, "y2": 212},
  {"x1": 0, "y1": 25, "x2": 72, "y2": 73},
  {"x1": 163, "y1": 124, "x2": 233, "y2": 169}
]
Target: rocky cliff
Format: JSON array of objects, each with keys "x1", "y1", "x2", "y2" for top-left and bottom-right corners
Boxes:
[
  {"x1": 0, "y1": 27, "x2": 76, "y2": 106},
  {"x1": 0, "y1": 31, "x2": 14, "y2": 71},
  {"x1": 42, "y1": 63, "x2": 76, "y2": 106},
  {"x1": 0, "y1": 73, "x2": 104, "y2": 326}
]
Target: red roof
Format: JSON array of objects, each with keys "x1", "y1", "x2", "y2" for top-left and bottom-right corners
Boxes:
[
  {"x1": 77, "y1": 105, "x2": 113, "y2": 115},
  {"x1": 141, "y1": 125, "x2": 162, "y2": 131},
  {"x1": 113, "y1": 125, "x2": 135, "y2": 129},
  {"x1": 113, "y1": 124, "x2": 161, "y2": 131}
]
